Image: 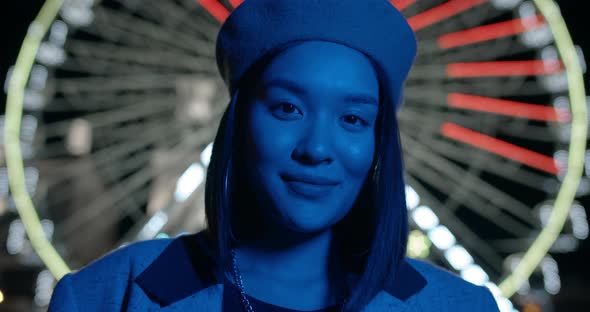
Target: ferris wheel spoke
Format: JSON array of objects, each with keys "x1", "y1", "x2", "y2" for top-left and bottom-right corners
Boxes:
[
  {"x1": 64, "y1": 40, "x2": 215, "y2": 72},
  {"x1": 448, "y1": 60, "x2": 564, "y2": 77},
  {"x1": 420, "y1": 137, "x2": 549, "y2": 192},
  {"x1": 90, "y1": 124, "x2": 215, "y2": 179},
  {"x1": 59, "y1": 135, "x2": 209, "y2": 247},
  {"x1": 59, "y1": 57, "x2": 184, "y2": 76},
  {"x1": 93, "y1": 6, "x2": 214, "y2": 56},
  {"x1": 390, "y1": 0, "x2": 417, "y2": 11},
  {"x1": 406, "y1": 78, "x2": 533, "y2": 98},
  {"x1": 35, "y1": 121, "x2": 184, "y2": 181},
  {"x1": 57, "y1": 163, "x2": 158, "y2": 236},
  {"x1": 410, "y1": 59, "x2": 564, "y2": 81},
  {"x1": 57, "y1": 122, "x2": 212, "y2": 237},
  {"x1": 418, "y1": 38, "x2": 536, "y2": 65},
  {"x1": 59, "y1": 188, "x2": 152, "y2": 245},
  {"x1": 45, "y1": 91, "x2": 178, "y2": 112},
  {"x1": 416, "y1": 36, "x2": 520, "y2": 62},
  {"x1": 93, "y1": 125, "x2": 184, "y2": 160},
  {"x1": 402, "y1": 104, "x2": 561, "y2": 145},
  {"x1": 399, "y1": 120, "x2": 551, "y2": 193},
  {"x1": 123, "y1": 0, "x2": 219, "y2": 41},
  {"x1": 406, "y1": 174, "x2": 505, "y2": 273},
  {"x1": 496, "y1": 122, "x2": 560, "y2": 143},
  {"x1": 437, "y1": 14, "x2": 545, "y2": 49},
  {"x1": 405, "y1": 154, "x2": 531, "y2": 242},
  {"x1": 60, "y1": 55, "x2": 215, "y2": 76},
  {"x1": 407, "y1": 159, "x2": 528, "y2": 271},
  {"x1": 447, "y1": 93, "x2": 565, "y2": 122},
  {"x1": 490, "y1": 236, "x2": 543, "y2": 253},
  {"x1": 180, "y1": 0, "x2": 224, "y2": 25},
  {"x1": 401, "y1": 112, "x2": 560, "y2": 175},
  {"x1": 404, "y1": 92, "x2": 563, "y2": 125},
  {"x1": 53, "y1": 129, "x2": 210, "y2": 236},
  {"x1": 60, "y1": 193, "x2": 149, "y2": 251},
  {"x1": 403, "y1": 133, "x2": 538, "y2": 230},
  {"x1": 408, "y1": 0, "x2": 488, "y2": 32},
  {"x1": 96, "y1": 7, "x2": 219, "y2": 57},
  {"x1": 34, "y1": 128, "x2": 172, "y2": 191},
  {"x1": 401, "y1": 105, "x2": 498, "y2": 137},
  {"x1": 41, "y1": 100, "x2": 174, "y2": 139},
  {"x1": 79, "y1": 21, "x2": 180, "y2": 51},
  {"x1": 121, "y1": 107, "x2": 224, "y2": 142},
  {"x1": 95, "y1": 120, "x2": 179, "y2": 147},
  {"x1": 441, "y1": 123, "x2": 559, "y2": 175},
  {"x1": 55, "y1": 74, "x2": 213, "y2": 94}
]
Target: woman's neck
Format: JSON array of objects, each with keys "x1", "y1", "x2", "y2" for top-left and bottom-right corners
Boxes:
[
  {"x1": 231, "y1": 228, "x2": 350, "y2": 310},
  {"x1": 236, "y1": 228, "x2": 341, "y2": 282}
]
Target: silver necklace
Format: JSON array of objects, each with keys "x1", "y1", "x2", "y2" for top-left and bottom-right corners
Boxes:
[
  {"x1": 229, "y1": 249, "x2": 348, "y2": 312},
  {"x1": 231, "y1": 248, "x2": 255, "y2": 312}
]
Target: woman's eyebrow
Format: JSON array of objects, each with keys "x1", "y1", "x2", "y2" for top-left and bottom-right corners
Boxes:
[
  {"x1": 263, "y1": 78, "x2": 378, "y2": 106},
  {"x1": 262, "y1": 78, "x2": 306, "y2": 95},
  {"x1": 342, "y1": 94, "x2": 379, "y2": 106}
]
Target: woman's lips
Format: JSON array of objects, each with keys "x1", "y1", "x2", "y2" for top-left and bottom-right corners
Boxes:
[{"x1": 283, "y1": 179, "x2": 338, "y2": 199}]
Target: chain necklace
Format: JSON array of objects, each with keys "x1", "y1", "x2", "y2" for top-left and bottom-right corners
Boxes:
[
  {"x1": 229, "y1": 249, "x2": 348, "y2": 312},
  {"x1": 231, "y1": 248, "x2": 255, "y2": 312}
]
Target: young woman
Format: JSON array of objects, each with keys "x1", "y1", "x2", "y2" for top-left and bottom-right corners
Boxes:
[{"x1": 49, "y1": 0, "x2": 500, "y2": 311}]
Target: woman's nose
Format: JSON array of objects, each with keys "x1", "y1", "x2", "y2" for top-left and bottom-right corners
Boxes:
[{"x1": 291, "y1": 121, "x2": 333, "y2": 165}]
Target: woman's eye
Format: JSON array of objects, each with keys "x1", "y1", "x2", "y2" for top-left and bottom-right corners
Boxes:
[
  {"x1": 342, "y1": 115, "x2": 368, "y2": 127},
  {"x1": 272, "y1": 102, "x2": 302, "y2": 118}
]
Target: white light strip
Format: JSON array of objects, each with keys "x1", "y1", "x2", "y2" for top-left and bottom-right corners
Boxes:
[
  {"x1": 174, "y1": 163, "x2": 205, "y2": 202},
  {"x1": 406, "y1": 183, "x2": 514, "y2": 311},
  {"x1": 137, "y1": 211, "x2": 168, "y2": 241}
]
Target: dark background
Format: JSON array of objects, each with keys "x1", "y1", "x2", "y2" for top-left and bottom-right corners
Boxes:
[{"x1": 1, "y1": 1, "x2": 588, "y2": 311}]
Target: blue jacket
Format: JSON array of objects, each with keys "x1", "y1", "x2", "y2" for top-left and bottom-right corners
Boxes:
[{"x1": 48, "y1": 232, "x2": 500, "y2": 311}]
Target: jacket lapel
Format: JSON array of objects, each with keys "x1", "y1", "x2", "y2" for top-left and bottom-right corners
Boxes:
[
  {"x1": 383, "y1": 259, "x2": 427, "y2": 300},
  {"x1": 360, "y1": 259, "x2": 427, "y2": 311},
  {"x1": 135, "y1": 233, "x2": 219, "y2": 307},
  {"x1": 135, "y1": 232, "x2": 427, "y2": 309}
]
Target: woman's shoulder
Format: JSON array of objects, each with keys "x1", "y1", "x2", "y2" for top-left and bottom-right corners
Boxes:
[
  {"x1": 405, "y1": 257, "x2": 473, "y2": 287},
  {"x1": 49, "y1": 232, "x2": 223, "y2": 311},
  {"x1": 403, "y1": 258, "x2": 500, "y2": 311},
  {"x1": 61, "y1": 231, "x2": 218, "y2": 288},
  {"x1": 48, "y1": 237, "x2": 181, "y2": 311},
  {"x1": 71, "y1": 237, "x2": 176, "y2": 278}
]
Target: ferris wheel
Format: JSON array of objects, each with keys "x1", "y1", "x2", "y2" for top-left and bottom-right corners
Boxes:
[{"x1": 2, "y1": 0, "x2": 587, "y2": 310}]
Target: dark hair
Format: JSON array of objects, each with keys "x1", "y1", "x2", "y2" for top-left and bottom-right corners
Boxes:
[{"x1": 204, "y1": 41, "x2": 409, "y2": 311}]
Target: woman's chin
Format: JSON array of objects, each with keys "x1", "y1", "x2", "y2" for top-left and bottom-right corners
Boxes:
[{"x1": 281, "y1": 215, "x2": 339, "y2": 236}]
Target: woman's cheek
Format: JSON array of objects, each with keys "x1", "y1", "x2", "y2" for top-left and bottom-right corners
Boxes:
[
  {"x1": 337, "y1": 133, "x2": 375, "y2": 176},
  {"x1": 249, "y1": 114, "x2": 295, "y2": 163}
]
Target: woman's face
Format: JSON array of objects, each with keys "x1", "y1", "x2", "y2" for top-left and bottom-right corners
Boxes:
[{"x1": 242, "y1": 41, "x2": 379, "y2": 234}]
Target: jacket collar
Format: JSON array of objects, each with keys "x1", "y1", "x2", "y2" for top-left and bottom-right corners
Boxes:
[{"x1": 135, "y1": 232, "x2": 426, "y2": 307}]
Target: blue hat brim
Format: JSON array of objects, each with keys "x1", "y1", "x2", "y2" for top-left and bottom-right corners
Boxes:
[{"x1": 215, "y1": 0, "x2": 417, "y2": 112}]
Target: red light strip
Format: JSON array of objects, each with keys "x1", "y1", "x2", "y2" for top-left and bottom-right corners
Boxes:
[
  {"x1": 447, "y1": 60, "x2": 564, "y2": 77},
  {"x1": 441, "y1": 123, "x2": 559, "y2": 175},
  {"x1": 390, "y1": 0, "x2": 417, "y2": 11},
  {"x1": 447, "y1": 93, "x2": 569, "y2": 122},
  {"x1": 407, "y1": 0, "x2": 487, "y2": 31},
  {"x1": 197, "y1": 0, "x2": 230, "y2": 23},
  {"x1": 438, "y1": 14, "x2": 545, "y2": 49},
  {"x1": 229, "y1": 0, "x2": 244, "y2": 8}
]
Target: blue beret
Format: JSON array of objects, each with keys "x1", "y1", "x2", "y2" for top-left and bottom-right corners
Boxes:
[{"x1": 215, "y1": 0, "x2": 417, "y2": 112}]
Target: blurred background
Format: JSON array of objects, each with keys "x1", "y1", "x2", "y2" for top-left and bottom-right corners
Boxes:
[{"x1": 0, "y1": 0, "x2": 588, "y2": 311}]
